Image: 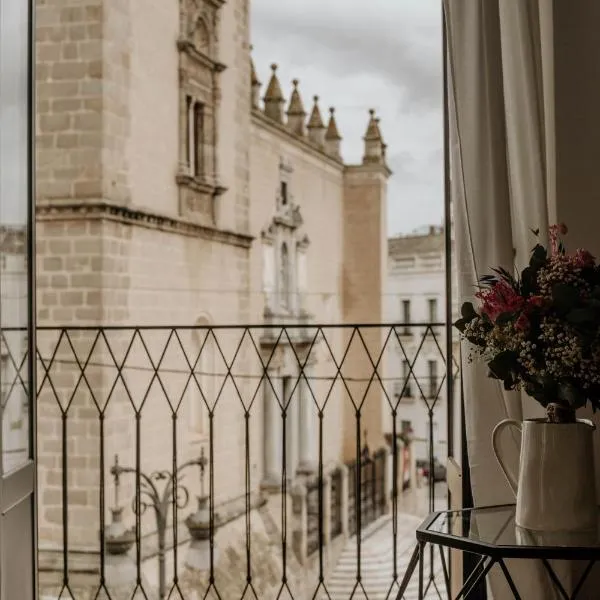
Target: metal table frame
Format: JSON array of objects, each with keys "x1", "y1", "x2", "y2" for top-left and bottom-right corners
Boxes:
[{"x1": 396, "y1": 504, "x2": 600, "y2": 600}]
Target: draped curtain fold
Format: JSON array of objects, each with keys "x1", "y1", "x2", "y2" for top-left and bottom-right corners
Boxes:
[{"x1": 443, "y1": 1, "x2": 567, "y2": 597}]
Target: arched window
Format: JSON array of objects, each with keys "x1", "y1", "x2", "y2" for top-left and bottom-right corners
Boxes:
[{"x1": 280, "y1": 242, "x2": 290, "y2": 309}]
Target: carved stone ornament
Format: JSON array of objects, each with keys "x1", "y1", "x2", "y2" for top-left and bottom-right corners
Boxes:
[{"x1": 297, "y1": 233, "x2": 310, "y2": 251}]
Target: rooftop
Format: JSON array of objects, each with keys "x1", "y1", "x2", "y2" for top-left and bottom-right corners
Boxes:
[{"x1": 388, "y1": 226, "x2": 445, "y2": 257}]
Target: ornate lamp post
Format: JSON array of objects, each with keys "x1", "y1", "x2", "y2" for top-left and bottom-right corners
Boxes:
[{"x1": 106, "y1": 449, "x2": 208, "y2": 599}]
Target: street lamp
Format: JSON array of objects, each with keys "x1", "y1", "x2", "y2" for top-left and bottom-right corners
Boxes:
[{"x1": 105, "y1": 449, "x2": 208, "y2": 599}]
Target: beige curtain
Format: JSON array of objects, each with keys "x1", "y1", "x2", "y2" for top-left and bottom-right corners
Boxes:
[{"x1": 444, "y1": 1, "x2": 561, "y2": 597}]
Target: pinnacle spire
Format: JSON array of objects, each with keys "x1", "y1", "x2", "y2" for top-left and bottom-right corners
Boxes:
[
  {"x1": 307, "y1": 96, "x2": 325, "y2": 147},
  {"x1": 364, "y1": 109, "x2": 382, "y2": 141},
  {"x1": 287, "y1": 79, "x2": 306, "y2": 136},
  {"x1": 263, "y1": 63, "x2": 285, "y2": 123},
  {"x1": 363, "y1": 109, "x2": 386, "y2": 165},
  {"x1": 325, "y1": 107, "x2": 342, "y2": 159},
  {"x1": 325, "y1": 107, "x2": 341, "y2": 141},
  {"x1": 307, "y1": 95, "x2": 325, "y2": 129},
  {"x1": 250, "y1": 46, "x2": 260, "y2": 86},
  {"x1": 250, "y1": 45, "x2": 261, "y2": 109}
]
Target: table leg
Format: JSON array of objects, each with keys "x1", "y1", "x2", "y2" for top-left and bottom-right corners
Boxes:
[
  {"x1": 438, "y1": 544, "x2": 451, "y2": 598},
  {"x1": 498, "y1": 559, "x2": 522, "y2": 600},
  {"x1": 394, "y1": 543, "x2": 421, "y2": 600},
  {"x1": 455, "y1": 555, "x2": 494, "y2": 600},
  {"x1": 572, "y1": 560, "x2": 596, "y2": 600},
  {"x1": 418, "y1": 542, "x2": 425, "y2": 600},
  {"x1": 541, "y1": 559, "x2": 569, "y2": 600}
]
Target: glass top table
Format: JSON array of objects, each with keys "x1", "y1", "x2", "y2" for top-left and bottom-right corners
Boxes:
[
  {"x1": 419, "y1": 503, "x2": 600, "y2": 560},
  {"x1": 396, "y1": 504, "x2": 600, "y2": 600}
]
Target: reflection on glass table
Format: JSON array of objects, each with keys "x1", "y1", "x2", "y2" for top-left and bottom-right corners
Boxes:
[
  {"x1": 396, "y1": 504, "x2": 600, "y2": 600},
  {"x1": 425, "y1": 504, "x2": 600, "y2": 558}
]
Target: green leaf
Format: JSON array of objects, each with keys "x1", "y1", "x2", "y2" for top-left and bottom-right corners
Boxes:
[
  {"x1": 503, "y1": 373, "x2": 516, "y2": 391},
  {"x1": 454, "y1": 318, "x2": 467, "y2": 333},
  {"x1": 566, "y1": 307, "x2": 596, "y2": 324},
  {"x1": 461, "y1": 302, "x2": 478, "y2": 321},
  {"x1": 529, "y1": 244, "x2": 547, "y2": 269},
  {"x1": 495, "y1": 312, "x2": 514, "y2": 325},
  {"x1": 552, "y1": 284, "x2": 580, "y2": 311},
  {"x1": 487, "y1": 351, "x2": 518, "y2": 381},
  {"x1": 520, "y1": 266, "x2": 538, "y2": 296},
  {"x1": 558, "y1": 383, "x2": 586, "y2": 410}
]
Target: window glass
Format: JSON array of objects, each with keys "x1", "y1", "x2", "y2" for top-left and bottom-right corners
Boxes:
[{"x1": 0, "y1": 0, "x2": 31, "y2": 473}]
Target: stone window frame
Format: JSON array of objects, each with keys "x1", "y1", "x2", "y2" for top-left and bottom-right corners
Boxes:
[
  {"x1": 185, "y1": 95, "x2": 206, "y2": 179},
  {"x1": 279, "y1": 241, "x2": 291, "y2": 310},
  {"x1": 176, "y1": 0, "x2": 227, "y2": 224},
  {"x1": 277, "y1": 157, "x2": 294, "y2": 211}
]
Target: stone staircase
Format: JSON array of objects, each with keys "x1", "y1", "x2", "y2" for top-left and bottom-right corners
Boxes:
[{"x1": 321, "y1": 514, "x2": 446, "y2": 600}]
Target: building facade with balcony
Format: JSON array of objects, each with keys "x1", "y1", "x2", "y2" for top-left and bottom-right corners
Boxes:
[
  {"x1": 33, "y1": 0, "x2": 391, "y2": 597},
  {"x1": 385, "y1": 227, "x2": 458, "y2": 464}
]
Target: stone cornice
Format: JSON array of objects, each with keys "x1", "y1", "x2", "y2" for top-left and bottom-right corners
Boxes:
[
  {"x1": 36, "y1": 200, "x2": 253, "y2": 249},
  {"x1": 177, "y1": 38, "x2": 227, "y2": 73},
  {"x1": 252, "y1": 109, "x2": 344, "y2": 171},
  {"x1": 345, "y1": 162, "x2": 393, "y2": 178},
  {"x1": 176, "y1": 173, "x2": 227, "y2": 197}
]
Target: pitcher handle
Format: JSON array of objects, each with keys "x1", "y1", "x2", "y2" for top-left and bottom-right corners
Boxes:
[{"x1": 492, "y1": 419, "x2": 522, "y2": 497}]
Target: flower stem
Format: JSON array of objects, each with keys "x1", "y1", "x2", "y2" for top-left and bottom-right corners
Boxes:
[{"x1": 546, "y1": 402, "x2": 576, "y2": 424}]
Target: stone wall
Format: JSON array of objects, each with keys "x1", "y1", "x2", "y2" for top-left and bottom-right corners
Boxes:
[
  {"x1": 34, "y1": 0, "x2": 390, "y2": 592},
  {"x1": 34, "y1": 0, "x2": 255, "y2": 564},
  {"x1": 341, "y1": 166, "x2": 389, "y2": 460}
]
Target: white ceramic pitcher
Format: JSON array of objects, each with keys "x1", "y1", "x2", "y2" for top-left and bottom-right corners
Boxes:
[{"x1": 492, "y1": 418, "x2": 597, "y2": 532}]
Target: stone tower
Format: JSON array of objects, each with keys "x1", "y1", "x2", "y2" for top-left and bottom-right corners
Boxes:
[
  {"x1": 35, "y1": 0, "x2": 253, "y2": 592},
  {"x1": 341, "y1": 109, "x2": 391, "y2": 460}
]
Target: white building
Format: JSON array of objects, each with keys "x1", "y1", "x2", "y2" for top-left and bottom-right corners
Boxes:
[{"x1": 385, "y1": 226, "x2": 458, "y2": 463}]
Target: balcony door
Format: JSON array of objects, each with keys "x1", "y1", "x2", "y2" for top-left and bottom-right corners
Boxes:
[{"x1": 0, "y1": 0, "x2": 36, "y2": 597}]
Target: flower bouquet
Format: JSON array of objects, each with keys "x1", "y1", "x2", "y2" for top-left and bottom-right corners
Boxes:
[{"x1": 455, "y1": 224, "x2": 600, "y2": 423}]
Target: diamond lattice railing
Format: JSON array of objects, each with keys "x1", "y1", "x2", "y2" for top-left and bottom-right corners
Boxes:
[{"x1": 2, "y1": 324, "x2": 459, "y2": 600}]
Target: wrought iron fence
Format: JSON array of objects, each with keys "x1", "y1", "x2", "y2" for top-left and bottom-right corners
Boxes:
[
  {"x1": 1, "y1": 323, "x2": 458, "y2": 599},
  {"x1": 306, "y1": 477, "x2": 323, "y2": 557},
  {"x1": 329, "y1": 467, "x2": 343, "y2": 540}
]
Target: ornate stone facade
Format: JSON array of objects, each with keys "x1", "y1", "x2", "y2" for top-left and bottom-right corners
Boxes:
[
  {"x1": 176, "y1": 0, "x2": 227, "y2": 224},
  {"x1": 35, "y1": 0, "x2": 391, "y2": 596}
]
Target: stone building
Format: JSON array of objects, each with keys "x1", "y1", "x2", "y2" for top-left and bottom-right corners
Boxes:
[
  {"x1": 385, "y1": 227, "x2": 458, "y2": 464},
  {"x1": 34, "y1": 0, "x2": 390, "y2": 597}
]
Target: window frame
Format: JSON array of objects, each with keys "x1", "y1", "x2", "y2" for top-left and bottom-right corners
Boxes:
[
  {"x1": 428, "y1": 359, "x2": 438, "y2": 399},
  {"x1": 401, "y1": 299, "x2": 411, "y2": 335}
]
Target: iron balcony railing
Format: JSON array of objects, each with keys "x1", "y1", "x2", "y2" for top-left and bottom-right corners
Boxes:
[{"x1": 2, "y1": 323, "x2": 458, "y2": 600}]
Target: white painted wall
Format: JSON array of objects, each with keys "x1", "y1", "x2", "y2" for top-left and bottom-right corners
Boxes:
[{"x1": 384, "y1": 229, "x2": 458, "y2": 463}]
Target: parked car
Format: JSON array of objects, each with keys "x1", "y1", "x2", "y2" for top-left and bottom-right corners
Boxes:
[{"x1": 416, "y1": 457, "x2": 447, "y2": 482}]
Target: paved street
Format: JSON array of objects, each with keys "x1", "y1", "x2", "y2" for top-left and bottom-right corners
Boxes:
[{"x1": 323, "y1": 504, "x2": 447, "y2": 600}]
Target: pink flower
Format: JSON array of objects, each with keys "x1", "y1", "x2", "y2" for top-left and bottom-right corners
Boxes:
[
  {"x1": 549, "y1": 223, "x2": 568, "y2": 255},
  {"x1": 527, "y1": 295, "x2": 544, "y2": 308},
  {"x1": 515, "y1": 313, "x2": 530, "y2": 331},
  {"x1": 572, "y1": 249, "x2": 595, "y2": 269},
  {"x1": 476, "y1": 280, "x2": 524, "y2": 322}
]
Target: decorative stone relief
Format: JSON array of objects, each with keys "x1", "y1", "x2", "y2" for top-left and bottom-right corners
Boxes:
[
  {"x1": 261, "y1": 188, "x2": 310, "y2": 319},
  {"x1": 176, "y1": 0, "x2": 227, "y2": 225}
]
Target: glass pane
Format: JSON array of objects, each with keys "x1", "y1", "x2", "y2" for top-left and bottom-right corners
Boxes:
[
  {"x1": 0, "y1": 0, "x2": 31, "y2": 474},
  {"x1": 428, "y1": 505, "x2": 600, "y2": 549}
]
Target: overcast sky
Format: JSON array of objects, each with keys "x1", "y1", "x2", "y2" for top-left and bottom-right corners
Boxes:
[{"x1": 251, "y1": 0, "x2": 444, "y2": 237}]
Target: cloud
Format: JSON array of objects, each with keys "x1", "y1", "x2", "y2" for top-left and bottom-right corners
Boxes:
[
  {"x1": 251, "y1": 0, "x2": 444, "y2": 234},
  {"x1": 252, "y1": 0, "x2": 442, "y2": 112}
]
